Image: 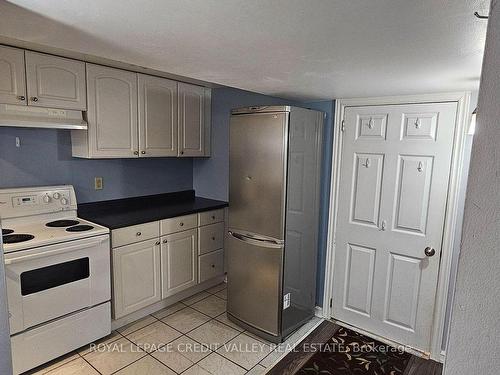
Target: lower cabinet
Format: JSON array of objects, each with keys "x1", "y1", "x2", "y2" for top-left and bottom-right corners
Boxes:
[
  {"x1": 113, "y1": 238, "x2": 161, "y2": 319},
  {"x1": 199, "y1": 249, "x2": 224, "y2": 283},
  {"x1": 111, "y1": 209, "x2": 225, "y2": 319},
  {"x1": 161, "y1": 229, "x2": 198, "y2": 298}
]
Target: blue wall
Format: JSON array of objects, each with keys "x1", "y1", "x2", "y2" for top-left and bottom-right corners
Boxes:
[
  {"x1": 0, "y1": 127, "x2": 193, "y2": 203},
  {"x1": 193, "y1": 87, "x2": 334, "y2": 305}
]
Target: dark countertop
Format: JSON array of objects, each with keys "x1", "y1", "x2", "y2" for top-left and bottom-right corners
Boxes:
[{"x1": 78, "y1": 190, "x2": 228, "y2": 230}]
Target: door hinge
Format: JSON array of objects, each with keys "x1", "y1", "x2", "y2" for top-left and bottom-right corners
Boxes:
[{"x1": 341, "y1": 120, "x2": 345, "y2": 132}]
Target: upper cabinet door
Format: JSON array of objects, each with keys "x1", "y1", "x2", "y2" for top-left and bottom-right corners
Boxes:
[
  {"x1": 178, "y1": 83, "x2": 210, "y2": 157},
  {"x1": 138, "y1": 74, "x2": 178, "y2": 157},
  {"x1": 0, "y1": 46, "x2": 27, "y2": 105},
  {"x1": 86, "y1": 64, "x2": 139, "y2": 158},
  {"x1": 25, "y1": 51, "x2": 86, "y2": 110}
]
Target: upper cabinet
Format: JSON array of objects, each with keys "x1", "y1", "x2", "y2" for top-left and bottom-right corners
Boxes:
[
  {"x1": 178, "y1": 83, "x2": 211, "y2": 157},
  {"x1": 75, "y1": 64, "x2": 138, "y2": 158},
  {"x1": 0, "y1": 46, "x2": 27, "y2": 105},
  {"x1": 72, "y1": 67, "x2": 211, "y2": 159},
  {"x1": 0, "y1": 44, "x2": 212, "y2": 158},
  {"x1": 138, "y1": 74, "x2": 178, "y2": 157},
  {"x1": 25, "y1": 52, "x2": 86, "y2": 110},
  {"x1": 0, "y1": 46, "x2": 86, "y2": 110}
]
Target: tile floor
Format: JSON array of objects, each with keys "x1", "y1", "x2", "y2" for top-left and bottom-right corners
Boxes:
[{"x1": 25, "y1": 283, "x2": 321, "y2": 375}]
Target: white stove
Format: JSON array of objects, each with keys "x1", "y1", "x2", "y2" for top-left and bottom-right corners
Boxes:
[{"x1": 0, "y1": 185, "x2": 111, "y2": 374}]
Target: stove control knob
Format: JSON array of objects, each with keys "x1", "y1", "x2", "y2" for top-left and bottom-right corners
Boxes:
[
  {"x1": 53, "y1": 192, "x2": 61, "y2": 200},
  {"x1": 60, "y1": 197, "x2": 69, "y2": 205},
  {"x1": 43, "y1": 195, "x2": 51, "y2": 204}
]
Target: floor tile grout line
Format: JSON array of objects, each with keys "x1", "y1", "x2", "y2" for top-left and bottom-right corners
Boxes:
[
  {"x1": 146, "y1": 352, "x2": 181, "y2": 375},
  {"x1": 79, "y1": 355, "x2": 104, "y2": 375},
  {"x1": 216, "y1": 331, "x2": 275, "y2": 371}
]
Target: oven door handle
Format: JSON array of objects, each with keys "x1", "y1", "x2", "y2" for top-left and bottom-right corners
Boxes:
[{"x1": 4, "y1": 235, "x2": 108, "y2": 265}]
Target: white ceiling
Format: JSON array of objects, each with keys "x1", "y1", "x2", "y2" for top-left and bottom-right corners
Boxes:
[{"x1": 0, "y1": 0, "x2": 491, "y2": 100}]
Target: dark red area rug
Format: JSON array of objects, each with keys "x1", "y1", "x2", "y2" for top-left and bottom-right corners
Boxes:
[{"x1": 297, "y1": 326, "x2": 411, "y2": 374}]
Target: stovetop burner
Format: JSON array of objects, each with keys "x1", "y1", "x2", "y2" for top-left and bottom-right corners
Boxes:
[
  {"x1": 66, "y1": 225, "x2": 94, "y2": 232},
  {"x1": 3, "y1": 234, "x2": 35, "y2": 244},
  {"x1": 2, "y1": 229, "x2": 14, "y2": 236},
  {"x1": 46, "y1": 220, "x2": 80, "y2": 228}
]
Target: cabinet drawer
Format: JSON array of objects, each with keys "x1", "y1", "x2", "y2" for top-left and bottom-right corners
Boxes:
[
  {"x1": 112, "y1": 221, "x2": 159, "y2": 248},
  {"x1": 198, "y1": 209, "x2": 224, "y2": 226},
  {"x1": 198, "y1": 222, "x2": 224, "y2": 255},
  {"x1": 161, "y1": 214, "x2": 197, "y2": 235},
  {"x1": 198, "y1": 249, "x2": 224, "y2": 283}
]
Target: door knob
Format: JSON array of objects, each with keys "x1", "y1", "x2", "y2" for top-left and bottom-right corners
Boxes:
[{"x1": 424, "y1": 247, "x2": 436, "y2": 257}]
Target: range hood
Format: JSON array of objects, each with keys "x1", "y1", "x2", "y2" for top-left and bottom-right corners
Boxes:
[{"x1": 0, "y1": 104, "x2": 87, "y2": 130}]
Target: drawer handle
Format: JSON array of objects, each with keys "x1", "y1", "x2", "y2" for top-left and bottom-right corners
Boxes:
[
  {"x1": 163, "y1": 239, "x2": 168, "y2": 244},
  {"x1": 179, "y1": 222, "x2": 184, "y2": 227},
  {"x1": 136, "y1": 232, "x2": 142, "y2": 236},
  {"x1": 211, "y1": 236, "x2": 216, "y2": 241}
]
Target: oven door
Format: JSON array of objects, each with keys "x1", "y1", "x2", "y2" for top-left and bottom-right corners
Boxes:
[{"x1": 4, "y1": 235, "x2": 110, "y2": 335}]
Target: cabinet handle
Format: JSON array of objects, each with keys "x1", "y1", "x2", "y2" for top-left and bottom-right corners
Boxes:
[
  {"x1": 31, "y1": 97, "x2": 38, "y2": 102},
  {"x1": 211, "y1": 236, "x2": 216, "y2": 241},
  {"x1": 136, "y1": 232, "x2": 142, "y2": 236},
  {"x1": 211, "y1": 215, "x2": 216, "y2": 220},
  {"x1": 162, "y1": 239, "x2": 168, "y2": 244},
  {"x1": 180, "y1": 151, "x2": 184, "y2": 155},
  {"x1": 133, "y1": 151, "x2": 139, "y2": 155},
  {"x1": 211, "y1": 264, "x2": 215, "y2": 268},
  {"x1": 179, "y1": 222, "x2": 184, "y2": 227},
  {"x1": 155, "y1": 241, "x2": 160, "y2": 246},
  {"x1": 141, "y1": 151, "x2": 146, "y2": 155},
  {"x1": 17, "y1": 95, "x2": 25, "y2": 101}
]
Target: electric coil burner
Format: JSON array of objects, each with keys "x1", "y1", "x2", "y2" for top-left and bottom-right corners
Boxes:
[
  {"x1": 2, "y1": 228, "x2": 14, "y2": 235},
  {"x1": 66, "y1": 225, "x2": 94, "y2": 232},
  {"x1": 2, "y1": 234, "x2": 35, "y2": 244},
  {"x1": 46, "y1": 219, "x2": 80, "y2": 227}
]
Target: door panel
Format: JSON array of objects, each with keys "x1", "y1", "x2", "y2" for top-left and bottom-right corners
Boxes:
[
  {"x1": 226, "y1": 232, "x2": 283, "y2": 335},
  {"x1": 161, "y1": 229, "x2": 198, "y2": 297},
  {"x1": 178, "y1": 83, "x2": 205, "y2": 157},
  {"x1": 393, "y1": 155, "x2": 434, "y2": 234},
  {"x1": 351, "y1": 153, "x2": 384, "y2": 227},
  {"x1": 113, "y1": 239, "x2": 161, "y2": 319},
  {"x1": 86, "y1": 64, "x2": 138, "y2": 158},
  {"x1": 344, "y1": 243, "x2": 376, "y2": 316},
  {"x1": 229, "y1": 112, "x2": 287, "y2": 240},
  {"x1": 138, "y1": 74, "x2": 178, "y2": 157},
  {"x1": 0, "y1": 45, "x2": 26, "y2": 105},
  {"x1": 332, "y1": 102, "x2": 457, "y2": 351},
  {"x1": 25, "y1": 52, "x2": 86, "y2": 110},
  {"x1": 384, "y1": 253, "x2": 422, "y2": 330}
]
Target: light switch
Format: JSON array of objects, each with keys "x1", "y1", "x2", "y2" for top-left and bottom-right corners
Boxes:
[{"x1": 94, "y1": 177, "x2": 103, "y2": 190}]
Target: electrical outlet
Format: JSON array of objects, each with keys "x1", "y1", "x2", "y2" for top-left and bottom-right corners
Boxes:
[{"x1": 94, "y1": 177, "x2": 103, "y2": 190}]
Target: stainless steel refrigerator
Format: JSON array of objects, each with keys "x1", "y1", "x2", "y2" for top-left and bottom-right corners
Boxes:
[{"x1": 227, "y1": 105, "x2": 324, "y2": 343}]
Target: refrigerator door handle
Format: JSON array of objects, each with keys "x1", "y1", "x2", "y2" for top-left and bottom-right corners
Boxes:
[{"x1": 228, "y1": 231, "x2": 284, "y2": 248}]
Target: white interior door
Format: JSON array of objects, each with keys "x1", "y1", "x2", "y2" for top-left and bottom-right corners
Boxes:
[{"x1": 332, "y1": 102, "x2": 457, "y2": 352}]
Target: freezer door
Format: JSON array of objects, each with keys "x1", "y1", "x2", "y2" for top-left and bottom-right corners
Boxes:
[
  {"x1": 229, "y1": 112, "x2": 288, "y2": 241},
  {"x1": 226, "y1": 230, "x2": 283, "y2": 336}
]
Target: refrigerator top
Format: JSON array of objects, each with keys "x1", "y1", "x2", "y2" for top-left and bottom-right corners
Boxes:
[{"x1": 231, "y1": 106, "x2": 292, "y2": 115}]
